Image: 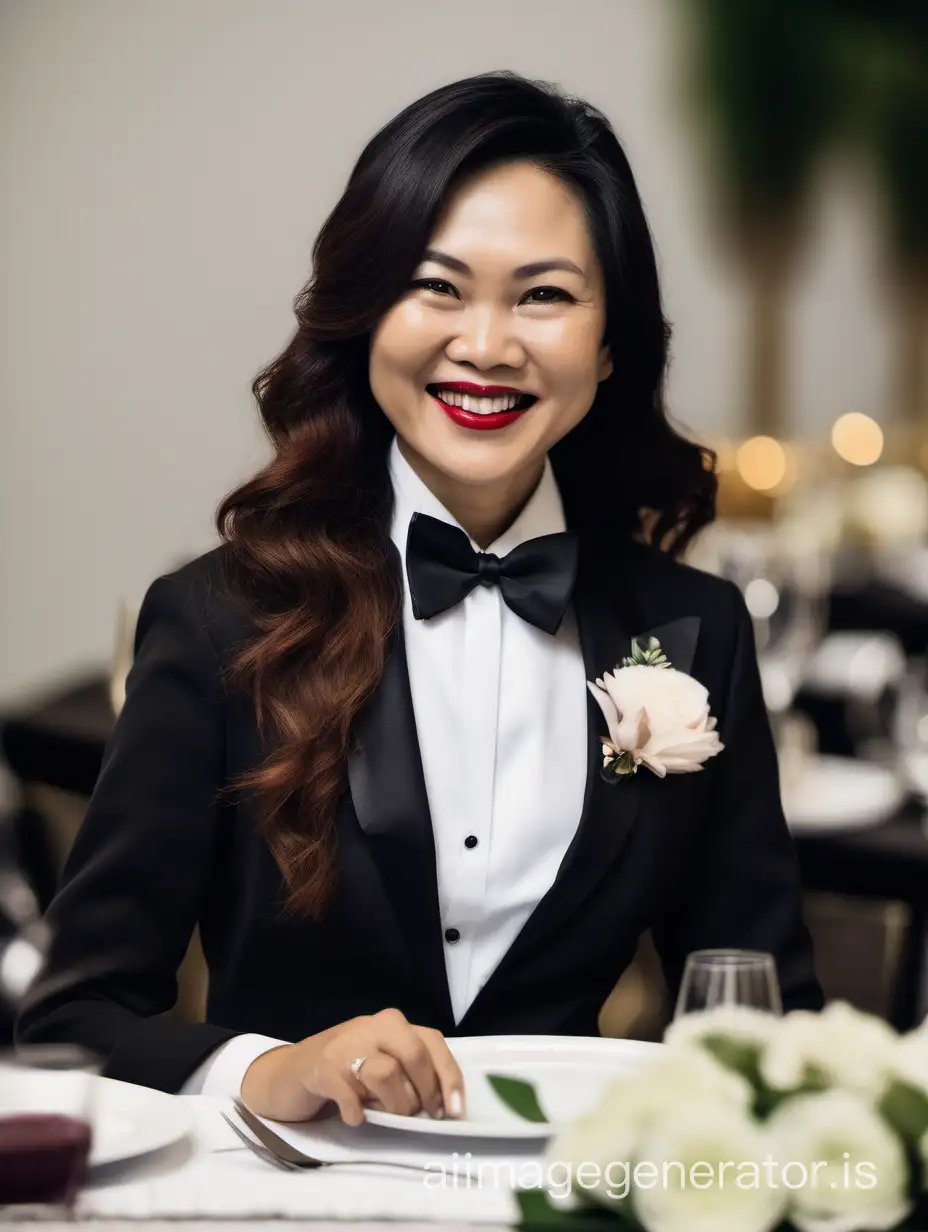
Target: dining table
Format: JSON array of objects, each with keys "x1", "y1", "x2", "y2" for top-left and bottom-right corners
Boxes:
[{"x1": 1, "y1": 1078, "x2": 529, "y2": 1229}]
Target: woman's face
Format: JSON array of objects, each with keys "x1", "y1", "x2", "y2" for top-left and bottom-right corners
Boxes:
[{"x1": 369, "y1": 159, "x2": 612, "y2": 507}]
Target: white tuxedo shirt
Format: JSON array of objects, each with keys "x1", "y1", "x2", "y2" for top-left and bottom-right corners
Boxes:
[{"x1": 181, "y1": 437, "x2": 589, "y2": 1095}]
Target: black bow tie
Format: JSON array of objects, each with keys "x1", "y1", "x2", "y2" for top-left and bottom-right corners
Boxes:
[{"x1": 405, "y1": 512, "x2": 579, "y2": 635}]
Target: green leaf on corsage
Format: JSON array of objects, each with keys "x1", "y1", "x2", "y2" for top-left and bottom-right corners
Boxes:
[
  {"x1": 621, "y1": 635, "x2": 672, "y2": 670},
  {"x1": 600, "y1": 748, "x2": 639, "y2": 783}
]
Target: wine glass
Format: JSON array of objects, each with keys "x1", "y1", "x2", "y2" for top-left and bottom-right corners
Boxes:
[
  {"x1": 0, "y1": 1044, "x2": 99, "y2": 1217},
  {"x1": 688, "y1": 519, "x2": 831, "y2": 725},
  {"x1": 674, "y1": 949, "x2": 783, "y2": 1017},
  {"x1": 893, "y1": 656, "x2": 928, "y2": 807}
]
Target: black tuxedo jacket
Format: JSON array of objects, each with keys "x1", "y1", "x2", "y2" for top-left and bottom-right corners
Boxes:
[{"x1": 15, "y1": 533, "x2": 823, "y2": 1093}]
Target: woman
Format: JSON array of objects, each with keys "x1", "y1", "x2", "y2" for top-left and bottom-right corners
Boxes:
[{"x1": 16, "y1": 71, "x2": 822, "y2": 1127}]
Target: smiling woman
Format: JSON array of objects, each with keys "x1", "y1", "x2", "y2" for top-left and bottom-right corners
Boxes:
[
  {"x1": 16, "y1": 71, "x2": 822, "y2": 1131},
  {"x1": 370, "y1": 161, "x2": 614, "y2": 544}
]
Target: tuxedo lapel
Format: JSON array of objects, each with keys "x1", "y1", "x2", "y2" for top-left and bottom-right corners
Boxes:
[
  {"x1": 637, "y1": 615, "x2": 699, "y2": 676},
  {"x1": 345, "y1": 548, "x2": 454, "y2": 1030}
]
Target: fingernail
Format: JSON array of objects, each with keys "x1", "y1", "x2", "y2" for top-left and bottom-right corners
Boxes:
[{"x1": 447, "y1": 1089, "x2": 463, "y2": 1118}]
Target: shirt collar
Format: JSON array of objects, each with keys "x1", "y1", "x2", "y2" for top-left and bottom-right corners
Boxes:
[{"x1": 387, "y1": 434, "x2": 567, "y2": 560}]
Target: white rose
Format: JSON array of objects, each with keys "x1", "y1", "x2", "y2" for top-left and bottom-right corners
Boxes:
[
  {"x1": 761, "y1": 1002, "x2": 896, "y2": 1099},
  {"x1": 587, "y1": 664, "x2": 723, "y2": 777},
  {"x1": 543, "y1": 1092, "x2": 642, "y2": 1210},
  {"x1": 769, "y1": 1089, "x2": 910, "y2": 1232},
  {"x1": 888, "y1": 1027, "x2": 928, "y2": 1096},
  {"x1": 665, "y1": 1005, "x2": 778, "y2": 1053},
  {"x1": 616, "y1": 1048, "x2": 755, "y2": 1125},
  {"x1": 633, "y1": 1101, "x2": 786, "y2": 1232},
  {"x1": 545, "y1": 1050, "x2": 751, "y2": 1210}
]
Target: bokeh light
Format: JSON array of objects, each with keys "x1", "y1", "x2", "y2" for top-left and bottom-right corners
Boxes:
[
  {"x1": 736, "y1": 436, "x2": 788, "y2": 492},
  {"x1": 831, "y1": 414, "x2": 884, "y2": 467}
]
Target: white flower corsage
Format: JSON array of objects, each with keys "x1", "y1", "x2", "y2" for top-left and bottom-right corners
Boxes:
[{"x1": 587, "y1": 636, "x2": 724, "y2": 782}]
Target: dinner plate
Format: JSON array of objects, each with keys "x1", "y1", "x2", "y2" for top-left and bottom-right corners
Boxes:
[
  {"x1": 363, "y1": 1034, "x2": 664, "y2": 1139},
  {"x1": 0, "y1": 1066, "x2": 194, "y2": 1168},
  {"x1": 88, "y1": 1076, "x2": 193, "y2": 1166},
  {"x1": 782, "y1": 755, "x2": 904, "y2": 834}
]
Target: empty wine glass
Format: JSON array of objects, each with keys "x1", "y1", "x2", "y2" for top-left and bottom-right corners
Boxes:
[
  {"x1": 688, "y1": 518, "x2": 831, "y2": 727},
  {"x1": 674, "y1": 949, "x2": 783, "y2": 1017}
]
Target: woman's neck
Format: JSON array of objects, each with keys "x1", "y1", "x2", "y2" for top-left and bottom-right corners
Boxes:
[{"x1": 397, "y1": 438, "x2": 544, "y2": 549}]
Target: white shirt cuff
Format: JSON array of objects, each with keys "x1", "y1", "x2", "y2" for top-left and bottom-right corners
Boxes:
[{"x1": 179, "y1": 1033, "x2": 290, "y2": 1098}]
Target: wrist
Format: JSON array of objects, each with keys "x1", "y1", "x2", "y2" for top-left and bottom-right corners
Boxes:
[{"x1": 240, "y1": 1043, "x2": 327, "y2": 1123}]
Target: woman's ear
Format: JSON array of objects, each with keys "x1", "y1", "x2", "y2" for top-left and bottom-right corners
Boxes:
[{"x1": 598, "y1": 344, "x2": 613, "y2": 383}]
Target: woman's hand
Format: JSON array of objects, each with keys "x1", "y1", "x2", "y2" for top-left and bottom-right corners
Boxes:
[{"x1": 239, "y1": 1007, "x2": 465, "y2": 1125}]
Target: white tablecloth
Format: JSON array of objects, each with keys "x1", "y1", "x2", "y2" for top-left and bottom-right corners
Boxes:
[{"x1": 3, "y1": 1093, "x2": 531, "y2": 1226}]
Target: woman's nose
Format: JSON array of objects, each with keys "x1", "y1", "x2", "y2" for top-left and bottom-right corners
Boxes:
[{"x1": 444, "y1": 306, "x2": 526, "y2": 371}]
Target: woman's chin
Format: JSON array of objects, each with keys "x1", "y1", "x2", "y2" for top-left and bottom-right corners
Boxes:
[{"x1": 420, "y1": 445, "x2": 542, "y2": 492}]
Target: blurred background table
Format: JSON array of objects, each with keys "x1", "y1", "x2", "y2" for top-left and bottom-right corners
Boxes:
[{"x1": 1, "y1": 673, "x2": 114, "y2": 913}]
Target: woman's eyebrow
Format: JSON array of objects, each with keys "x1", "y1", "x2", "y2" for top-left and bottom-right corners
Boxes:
[{"x1": 420, "y1": 247, "x2": 587, "y2": 280}]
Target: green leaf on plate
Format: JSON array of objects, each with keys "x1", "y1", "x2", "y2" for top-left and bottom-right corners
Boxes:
[{"x1": 487, "y1": 1073, "x2": 548, "y2": 1122}]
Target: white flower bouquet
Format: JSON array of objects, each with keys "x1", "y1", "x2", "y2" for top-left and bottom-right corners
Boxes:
[{"x1": 492, "y1": 1002, "x2": 928, "y2": 1232}]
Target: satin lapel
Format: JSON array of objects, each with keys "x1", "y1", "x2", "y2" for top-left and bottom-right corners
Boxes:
[
  {"x1": 474, "y1": 538, "x2": 646, "y2": 977},
  {"x1": 638, "y1": 615, "x2": 699, "y2": 676},
  {"x1": 345, "y1": 561, "x2": 454, "y2": 1030}
]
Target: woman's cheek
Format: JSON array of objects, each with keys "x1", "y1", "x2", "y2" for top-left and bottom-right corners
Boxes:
[{"x1": 532, "y1": 312, "x2": 600, "y2": 359}]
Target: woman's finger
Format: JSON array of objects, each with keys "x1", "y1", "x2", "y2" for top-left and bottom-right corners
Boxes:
[
  {"x1": 352, "y1": 1053, "x2": 420, "y2": 1116},
  {"x1": 323, "y1": 1071, "x2": 367, "y2": 1127},
  {"x1": 372, "y1": 1018, "x2": 443, "y2": 1118},
  {"x1": 415, "y1": 1026, "x2": 466, "y2": 1118},
  {"x1": 313, "y1": 1034, "x2": 373, "y2": 1126}
]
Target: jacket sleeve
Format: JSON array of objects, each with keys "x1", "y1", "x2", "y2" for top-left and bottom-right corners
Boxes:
[
  {"x1": 651, "y1": 580, "x2": 825, "y2": 1015},
  {"x1": 179, "y1": 1033, "x2": 289, "y2": 1096},
  {"x1": 15, "y1": 571, "x2": 244, "y2": 1091}
]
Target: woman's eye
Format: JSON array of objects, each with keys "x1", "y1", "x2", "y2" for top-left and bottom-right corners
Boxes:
[
  {"x1": 410, "y1": 278, "x2": 457, "y2": 297},
  {"x1": 522, "y1": 286, "x2": 572, "y2": 305},
  {"x1": 409, "y1": 280, "x2": 572, "y2": 305}
]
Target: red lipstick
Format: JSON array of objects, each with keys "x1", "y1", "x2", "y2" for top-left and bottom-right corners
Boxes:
[
  {"x1": 427, "y1": 383, "x2": 538, "y2": 432},
  {"x1": 434, "y1": 382, "x2": 534, "y2": 396}
]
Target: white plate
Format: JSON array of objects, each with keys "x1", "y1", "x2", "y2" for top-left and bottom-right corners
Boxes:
[
  {"x1": 803, "y1": 632, "x2": 906, "y2": 700},
  {"x1": 0, "y1": 1067, "x2": 193, "y2": 1168},
  {"x1": 783, "y1": 755, "x2": 904, "y2": 834},
  {"x1": 363, "y1": 1034, "x2": 663, "y2": 1139},
  {"x1": 88, "y1": 1076, "x2": 193, "y2": 1166}
]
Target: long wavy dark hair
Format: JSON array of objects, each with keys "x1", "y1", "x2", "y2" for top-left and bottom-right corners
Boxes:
[{"x1": 215, "y1": 71, "x2": 716, "y2": 920}]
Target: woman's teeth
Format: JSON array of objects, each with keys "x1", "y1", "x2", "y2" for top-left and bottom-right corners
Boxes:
[{"x1": 431, "y1": 389, "x2": 532, "y2": 415}]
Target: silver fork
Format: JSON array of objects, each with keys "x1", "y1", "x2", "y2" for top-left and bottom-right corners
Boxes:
[
  {"x1": 220, "y1": 1112, "x2": 300, "y2": 1171},
  {"x1": 221, "y1": 1108, "x2": 476, "y2": 1182}
]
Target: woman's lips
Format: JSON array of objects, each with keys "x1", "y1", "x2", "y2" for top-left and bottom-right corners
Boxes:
[{"x1": 427, "y1": 390, "x2": 536, "y2": 432}]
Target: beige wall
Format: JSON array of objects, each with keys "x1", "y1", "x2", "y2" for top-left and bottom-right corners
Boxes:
[{"x1": 0, "y1": 0, "x2": 894, "y2": 701}]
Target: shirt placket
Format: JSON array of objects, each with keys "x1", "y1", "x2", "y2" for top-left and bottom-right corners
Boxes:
[{"x1": 444, "y1": 583, "x2": 501, "y2": 1022}]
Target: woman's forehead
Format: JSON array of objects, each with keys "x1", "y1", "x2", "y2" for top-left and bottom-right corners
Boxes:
[{"x1": 426, "y1": 162, "x2": 596, "y2": 275}]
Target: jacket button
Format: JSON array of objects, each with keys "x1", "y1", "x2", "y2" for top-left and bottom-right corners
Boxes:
[
  {"x1": 464, "y1": 835, "x2": 478, "y2": 849},
  {"x1": 444, "y1": 927, "x2": 461, "y2": 944}
]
